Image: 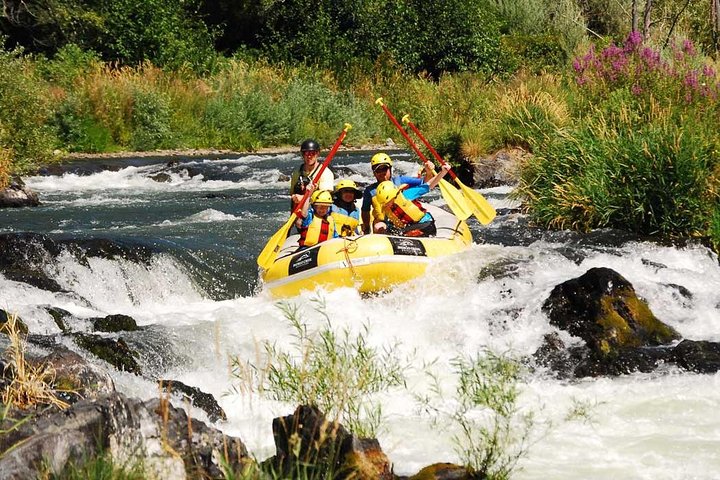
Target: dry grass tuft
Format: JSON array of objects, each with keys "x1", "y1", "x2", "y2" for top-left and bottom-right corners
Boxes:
[{"x1": 2, "y1": 312, "x2": 69, "y2": 410}]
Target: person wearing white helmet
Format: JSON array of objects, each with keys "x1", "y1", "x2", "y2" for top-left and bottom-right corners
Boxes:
[
  {"x1": 373, "y1": 164, "x2": 451, "y2": 237},
  {"x1": 360, "y1": 152, "x2": 433, "y2": 234},
  {"x1": 289, "y1": 138, "x2": 335, "y2": 212},
  {"x1": 331, "y1": 179, "x2": 363, "y2": 237},
  {"x1": 295, "y1": 189, "x2": 338, "y2": 248}
]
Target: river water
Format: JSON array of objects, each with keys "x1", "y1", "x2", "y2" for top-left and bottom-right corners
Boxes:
[{"x1": 1, "y1": 151, "x2": 719, "y2": 479}]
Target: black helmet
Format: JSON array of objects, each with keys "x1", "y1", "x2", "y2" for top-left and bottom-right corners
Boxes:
[{"x1": 300, "y1": 139, "x2": 320, "y2": 152}]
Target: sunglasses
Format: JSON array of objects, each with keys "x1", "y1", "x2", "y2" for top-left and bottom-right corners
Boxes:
[
  {"x1": 373, "y1": 165, "x2": 390, "y2": 173},
  {"x1": 303, "y1": 150, "x2": 319, "y2": 156}
]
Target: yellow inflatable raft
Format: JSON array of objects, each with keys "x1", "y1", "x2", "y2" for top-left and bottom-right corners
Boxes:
[{"x1": 261, "y1": 204, "x2": 472, "y2": 298}]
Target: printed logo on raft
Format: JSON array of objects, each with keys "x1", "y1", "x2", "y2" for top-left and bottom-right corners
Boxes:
[
  {"x1": 389, "y1": 237, "x2": 427, "y2": 256},
  {"x1": 288, "y1": 248, "x2": 320, "y2": 275}
]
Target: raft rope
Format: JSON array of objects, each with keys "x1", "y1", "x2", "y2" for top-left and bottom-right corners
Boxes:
[{"x1": 337, "y1": 237, "x2": 360, "y2": 280}]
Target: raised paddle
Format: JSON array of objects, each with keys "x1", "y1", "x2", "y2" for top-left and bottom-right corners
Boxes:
[
  {"x1": 402, "y1": 114, "x2": 496, "y2": 225},
  {"x1": 375, "y1": 98, "x2": 471, "y2": 221},
  {"x1": 257, "y1": 123, "x2": 352, "y2": 270}
]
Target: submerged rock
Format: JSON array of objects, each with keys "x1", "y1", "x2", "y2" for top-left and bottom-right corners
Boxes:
[
  {"x1": 72, "y1": 333, "x2": 142, "y2": 374},
  {"x1": 159, "y1": 379, "x2": 227, "y2": 422}
]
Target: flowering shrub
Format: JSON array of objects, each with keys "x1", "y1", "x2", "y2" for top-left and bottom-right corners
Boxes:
[{"x1": 572, "y1": 32, "x2": 720, "y2": 113}]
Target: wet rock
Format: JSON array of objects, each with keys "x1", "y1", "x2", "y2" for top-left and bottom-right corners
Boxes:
[
  {"x1": 572, "y1": 346, "x2": 673, "y2": 377},
  {"x1": 145, "y1": 396, "x2": 249, "y2": 477},
  {"x1": 72, "y1": 333, "x2": 142, "y2": 374},
  {"x1": 542, "y1": 267, "x2": 680, "y2": 354},
  {"x1": 34, "y1": 345, "x2": 115, "y2": 403},
  {"x1": 0, "y1": 177, "x2": 40, "y2": 208},
  {"x1": 407, "y1": 462, "x2": 474, "y2": 480},
  {"x1": 91, "y1": 314, "x2": 140, "y2": 332},
  {"x1": 45, "y1": 307, "x2": 73, "y2": 332},
  {"x1": 159, "y1": 379, "x2": 227, "y2": 422},
  {"x1": 472, "y1": 148, "x2": 524, "y2": 188},
  {"x1": 0, "y1": 391, "x2": 249, "y2": 479},
  {"x1": 150, "y1": 172, "x2": 172, "y2": 182},
  {"x1": 265, "y1": 405, "x2": 393, "y2": 479},
  {"x1": 0, "y1": 233, "x2": 66, "y2": 292},
  {"x1": 671, "y1": 340, "x2": 720, "y2": 373}
]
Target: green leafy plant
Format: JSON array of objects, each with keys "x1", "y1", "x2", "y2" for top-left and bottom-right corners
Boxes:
[
  {"x1": 230, "y1": 297, "x2": 409, "y2": 438},
  {"x1": 417, "y1": 351, "x2": 540, "y2": 480}
]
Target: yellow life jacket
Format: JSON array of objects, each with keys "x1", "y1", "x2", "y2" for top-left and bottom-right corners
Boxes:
[
  {"x1": 384, "y1": 192, "x2": 427, "y2": 228},
  {"x1": 299, "y1": 214, "x2": 335, "y2": 247},
  {"x1": 371, "y1": 194, "x2": 386, "y2": 225},
  {"x1": 331, "y1": 210, "x2": 360, "y2": 237}
]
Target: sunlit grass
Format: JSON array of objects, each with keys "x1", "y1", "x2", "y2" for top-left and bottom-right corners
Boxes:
[{"x1": 1, "y1": 312, "x2": 70, "y2": 411}]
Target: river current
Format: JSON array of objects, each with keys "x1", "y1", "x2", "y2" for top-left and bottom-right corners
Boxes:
[{"x1": 1, "y1": 151, "x2": 719, "y2": 479}]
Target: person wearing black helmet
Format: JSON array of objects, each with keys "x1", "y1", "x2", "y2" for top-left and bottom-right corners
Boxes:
[{"x1": 289, "y1": 139, "x2": 335, "y2": 212}]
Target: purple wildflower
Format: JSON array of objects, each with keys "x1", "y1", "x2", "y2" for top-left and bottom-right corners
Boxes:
[
  {"x1": 684, "y1": 71, "x2": 699, "y2": 89},
  {"x1": 702, "y1": 65, "x2": 716, "y2": 78},
  {"x1": 624, "y1": 31, "x2": 643, "y2": 53},
  {"x1": 631, "y1": 84, "x2": 643, "y2": 95},
  {"x1": 682, "y1": 39, "x2": 696, "y2": 56}
]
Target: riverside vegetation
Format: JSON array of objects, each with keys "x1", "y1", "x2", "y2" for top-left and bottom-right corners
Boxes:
[{"x1": 1, "y1": 32, "x2": 719, "y2": 249}]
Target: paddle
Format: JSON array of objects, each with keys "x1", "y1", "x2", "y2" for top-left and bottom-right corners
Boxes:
[
  {"x1": 257, "y1": 123, "x2": 352, "y2": 270},
  {"x1": 375, "y1": 98, "x2": 471, "y2": 221},
  {"x1": 402, "y1": 115, "x2": 496, "y2": 225}
]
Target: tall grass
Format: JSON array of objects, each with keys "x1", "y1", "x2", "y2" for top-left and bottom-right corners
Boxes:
[
  {"x1": 230, "y1": 298, "x2": 409, "y2": 438},
  {"x1": 1, "y1": 312, "x2": 69, "y2": 411},
  {"x1": 417, "y1": 351, "x2": 540, "y2": 480},
  {"x1": 514, "y1": 33, "x2": 720, "y2": 246}
]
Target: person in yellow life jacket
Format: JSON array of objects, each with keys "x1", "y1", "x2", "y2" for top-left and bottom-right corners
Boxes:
[
  {"x1": 290, "y1": 139, "x2": 335, "y2": 212},
  {"x1": 295, "y1": 190, "x2": 338, "y2": 248},
  {"x1": 331, "y1": 179, "x2": 363, "y2": 237},
  {"x1": 361, "y1": 152, "x2": 434, "y2": 234},
  {"x1": 374, "y1": 164, "x2": 451, "y2": 237}
]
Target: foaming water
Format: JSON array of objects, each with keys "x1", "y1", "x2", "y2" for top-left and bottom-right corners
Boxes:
[{"x1": 3, "y1": 152, "x2": 720, "y2": 478}]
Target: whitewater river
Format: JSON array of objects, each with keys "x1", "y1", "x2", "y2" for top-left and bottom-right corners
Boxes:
[{"x1": 1, "y1": 151, "x2": 719, "y2": 479}]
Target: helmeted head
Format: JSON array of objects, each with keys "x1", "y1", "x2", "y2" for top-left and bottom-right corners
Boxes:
[
  {"x1": 370, "y1": 152, "x2": 393, "y2": 171},
  {"x1": 311, "y1": 189, "x2": 333, "y2": 206},
  {"x1": 334, "y1": 179, "x2": 362, "y2": 200},
  {"x1": 301, "y1": 139, "x2": 320, "y2": 153},
  {"x1": 375, "y1": 181, "x2": 400, "y2": 207}
]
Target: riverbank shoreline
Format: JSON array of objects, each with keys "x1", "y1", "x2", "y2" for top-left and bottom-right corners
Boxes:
[{"x1": 59, "y1": 142, "x2": 395, "y2": 163}]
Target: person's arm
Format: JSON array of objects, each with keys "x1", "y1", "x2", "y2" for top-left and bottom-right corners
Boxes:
[
  {"x1": 426, "y1": 164, "x2": 450, "y2": 190},
  {"x1": 361, "y1": 210, "x2": 371, "y2": 234}
]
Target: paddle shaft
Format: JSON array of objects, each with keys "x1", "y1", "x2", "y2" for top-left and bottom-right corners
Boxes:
[
  {"x1": 404, "y1": 120, "x2": 460, "y2": 182},
  {"x1": 290, "y1": 125, "x2": 350, "y2": 217},
  {"x1": 376, "y1": 100, "x2": 434, "y2": 169}
]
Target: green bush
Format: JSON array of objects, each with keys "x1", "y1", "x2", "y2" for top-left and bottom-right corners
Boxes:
[
  {"x1": 130, "y1": 89, "x2": 174, "y2": 151},
  {"x1": 54, "y1": 94, "x2": 115, "y2": 153},
  {"x1": 0, "y1": 44, "x2": 57, "y2": 174},
  {"x1": 38, "y1": 44, "x2": 102, "y2": 88}
]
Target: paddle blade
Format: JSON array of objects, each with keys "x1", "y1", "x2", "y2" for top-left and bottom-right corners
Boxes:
[
  {"x1": 457, "y1": 181, "x2": 496, "y2": 224},
  {"x1": 257, "y1": 214, "x2": 297, "y2": 270},
  {"x1": 438, "y1": 179, "x2": 472, "y2": 221}
]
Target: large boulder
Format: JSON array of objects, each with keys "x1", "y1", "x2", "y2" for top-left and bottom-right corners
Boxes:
[
  {"x1": 0, "y1": 177, "x2": 39, "y2": 208},
  {"x1": 0, "y1": 391, "x2": 249, "y2": 479},
  {"x1": 264, "y1": 405, "x2": 393, "y2": 479},
  {"x1": 542, "y1": 267, "x2": 680, "y2": 354},
  {"x1": 536, "y1": 267, "x2": 684, "y2": 377}
]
